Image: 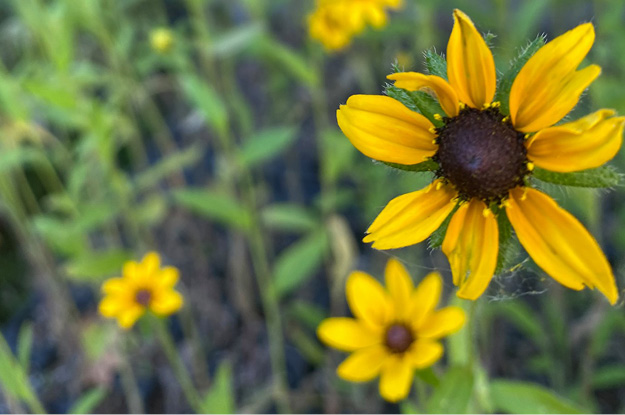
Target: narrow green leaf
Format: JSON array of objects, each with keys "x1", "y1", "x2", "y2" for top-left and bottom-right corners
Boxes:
[
  {"x1": 273, "y1": 230, "x2": 329, "y2": 299},
  {"x1": 426, "y1": 366, "x2": 474, "y2": 414},
  {"x1": 400, "y1": 401, "x2": 420, "y2": 414},
  {"x1": 381, "y1": 159, "x2": 439, "y2": 173},
  {"x1": 255, "y1": 36, "x2": 318, "y2": 87},
  {"x1": 286, "y1": 326, "x2": 325, "y2": 365},
  {"x1": 286, "y1": 300, "x2": 327, "y2": 330},
  {"x1": 591, "y1": 365, "x2": 625, "y2": 389},
  {"x1": 135, "y1": 144, "x2": 204, "y2": 191},
  {"x1": 31, "y1": 216, "x2": 86, "y2": 256},
  {"x1": 261, "y1": 203, "x2": 318, "y2": 233},
  {"x1": 179, "y1": 74, "x2": 228, "y2": 135},
  {"x1": 64, "y1": 249, "x2": 133, "y2": 281},
  {"x1": 201, "y1": 361, "x2": 235, "y2": 414},
  {"x1": 171, "y1": 188, "x2": 252, "y2": 231},
  {"x1": 68, "y1": 387, "x2": 107, "y2": 414},
  {"x1": 532, "y1": 165, "x2": 622, "y2": 188},
  {"x1": 423, "y1": 48, "x2": 447, "y2": 79},
  {"x1": 495, "y1": 36, "x2": 546, "y2": 115},
  {"x1": 237, "y1": 126, "x2": 298, "y2": 168},
  {"x1": 415, "y1": 366, "x2": 440, "y2": 387},
  {"x1": 429, "y1": 202, "x2": 460, "y2": 249},
  {"x1": 490, "y1": 380, "x2": 585, "y2": 414},
  {"x1": 0, "y1": 148, "x2": 48, "y2": 173},
  {"x1": 209, "y1": 23, "x2": 265, "y2": 58},
  {"x1": 17, "y1": 324, "x2": 33, "y2": 374}
]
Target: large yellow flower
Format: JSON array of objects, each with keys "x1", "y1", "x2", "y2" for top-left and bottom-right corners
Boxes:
[
  {"x1": 317, "y1": 259, "x2": 465, "y2": 402},
  {"x1": 307, "y1": 0, "x2": 402, "y2": 51},
  {"x1": 337, "y1": 9, "x2": 623, "y2": 303},
  {"x1": 99, "y1": 252, "x2": 184, "y2": 329}
]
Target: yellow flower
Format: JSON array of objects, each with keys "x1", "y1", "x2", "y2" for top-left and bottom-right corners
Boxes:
[
  {"x1": 99, "y1": 252, "x2": 184, "y2": 329},
  {"x1": 307, "y1": 0, "x2": 403, "y2": 51},
  {"x1": 150, "y1": 27, "x2": 174, "y2": 53},
  {"x1": 318, "y1": 259, "x2": 465, "y2": 402},
  {"x1": 337, "y1": 9, "x2": 623, "y2": 303}
]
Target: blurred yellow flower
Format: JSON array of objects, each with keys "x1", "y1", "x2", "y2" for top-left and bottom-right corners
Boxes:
[
  {"x1": 317, "y1": 258, "x2": 465, "y2": 402},
  {"x1": 337, "y1": 9, "x2": 623, "y2": 303},
  {"x1": 150, "y1": 27, "x2": 174, "y2": 53},
  {"x1": 99, "y1": 252, "x2": 184, "y2": 329},
  {"x1": 308, "y1": 0, "x2": 403, "y2": 51}
]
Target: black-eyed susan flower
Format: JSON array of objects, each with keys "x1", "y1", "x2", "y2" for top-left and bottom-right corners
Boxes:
[
  {"x1": 337, "y1": 9, "x2": 623, "y2": 303},
  {"x1": 317, "y1": 258, "x2": 465, "y2": 402},
  {"x1": 99, "y1": 252, "x2": 184, "y2": 329},
  {"x1": 307, "y1": 0, "x2": 402, "y2": 52},
  {"x1": 150, "y1": 27, "x2": 174, "y2": 53}
]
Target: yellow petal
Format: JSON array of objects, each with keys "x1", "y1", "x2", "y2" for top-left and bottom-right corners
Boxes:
[
  {"x1": 442, "y1": 199, "x2": 499, "y2": 300},
  {"x1": 364, "y1": 180, "x2": 458, "y2": 250},
  {"x1": 384, "y1": 258, "x2": 414, "y2": 319},
  {"x1": 418, "y1": 307, "x2": 466, "y2": 339},
  {"x1": 101, "y1": 277, "x2": 126, "y2": 294},
  {"x1": 378, "y1": 355, "x2": 413, "y2": 402},
  {"x1": 98, "y1": 296, "x2": 126, "y2": 317},
  {"x1": 317, "y1": 317, "x2": 381, "y2": 352},
  {"x1": 141, "y1": 251, "x2": 161, "y2": 275},
  {"x1": 446, "y1": 9, "x2": 496, "y2": 108},
  {"x1": 157, "y1": 267, "x2": 180, "y2": 289},
  {"x1": 117, "y1": 305, "x2": 145, "y2": 330},
  {"x1": 336, "y1": 345, "x2": 388, "y2": 381},
  {"x1": 405, "y1": 339, "x2": 444, "y2": 369},
  {"x1": 406, "y1": 272, "x2": 442, "y2": 327},
  {"x1": 387, "y1": 72, "x2": 459, "y2": 117},
  {"x1": 527, "y1": 110, "x2": 625, "y2": 172},
  {"x1": 346, "y1": 271, "x2": 393, "y2": 329},
  {"x1": 150, "y1": 290, "x2": 184, "y2": 316},
  {"x1": 510, "y1": 23, "x2": 599, "y2": 132},
  {"x1": 337, "y1": 94, "x2": 438, "y2": 165},
  {"x1": 507, "y1": 187, "x2": 618, "y2": 304}
]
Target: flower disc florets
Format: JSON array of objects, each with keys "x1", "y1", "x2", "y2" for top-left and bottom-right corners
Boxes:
[
  {"x1": 384, "y1": 323, "x2": 414, "y2": 353},
  {"x1": 435, "y1": 106, "x2": 530, "y2": 203}
]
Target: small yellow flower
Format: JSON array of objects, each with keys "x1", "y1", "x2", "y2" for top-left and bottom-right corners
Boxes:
[
  {"x1": 337, "y1": 9, "x2": 623, "y2": 303},
  {"x1": 308, "y1": 0, "x2": 402, "y2": 52},
  {"x1": 317, "y1": 258, "x2": 465, "y2": 402},
  {"x1": 99, "y1": 252, "x2": 184, "y2": 329},
  {"x1": 150, "y1": 27, "x2": 174, "y2": 53}
]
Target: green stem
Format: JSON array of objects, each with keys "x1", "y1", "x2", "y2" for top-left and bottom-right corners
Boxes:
[
  {"x1": 120, "y1": 338, "x2": 145, "y2": 414},
  {"x1": 151, "y1": 316, "x2": 203, "y2": 413}
]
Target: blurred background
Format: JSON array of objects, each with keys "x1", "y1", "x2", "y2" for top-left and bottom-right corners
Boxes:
[{"x1": 0, "y1": 0, "x2": 624, "y2": 413}]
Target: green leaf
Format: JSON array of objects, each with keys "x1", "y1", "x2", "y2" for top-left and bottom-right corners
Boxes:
[
  {"x1": 209, "y1": 23, "x2": 265, "y2": 58},
  {"x1": 31, "y1": 216, "x2": 86, "y2": 256},
  {"x1": 17, "y1": 324, "x2": 33, "y2": 374},
  {"x1": 429, "y1": 202, "x2": 460, "y2": 249},
  {"x1": 171, "y1": 188, "x2": 252, "y2": 231},
  {"x1": 64, "y1": 249, "x2": 133, "y2": 281},
  {"x1": 237, "y1": 126, "x2": 298, "y2": 168},
  {"x1": 426, "y1": 366, "x2": 474, "y2": 414},
  {"x1": 386, "y1": 85, "x2": 445, "y2": 125},
  {"x1": 261, "y1": 203, "x2": 318, "y2": 233},
  {"x1": 134, "y1": 144, "x2": 204, "y2": 191},
  {"x1": 286, "y1": 326, "x2": 325, "y2": 365},
  {"x1": 179, "y1": 74, "x2": 228, "y2": 135},
  {"x1": 201, "y1": 361, "x2": 235, "y2": 414},
  {"x1": 0, "y1": 147, "x2": 48, "y2": 173},
  {"x1": 424, "y1": 48, "x2": 447, "y2": 79},
  {"x1": 68, "y1": 387, "x2": 107, "y2": 414},
  {"x1": 415, "y1": 366, "x2": 440, "y2": 387},
  {"x1": 273, "y1": 230, "x2": 329, "y2": 299},
  {"x1": 255, "y1": 36, "x2": 318, "y2": 87},
  {"x1": 495, "y1": 35, "x2": 546, "y2": 115},
  {"x1": 490, "y1": 380, "x2": 585, "y2": 414},
  {"x1": 532, "y1": 165, "x2": 622, "y2": 188},
  {"x1": 286, "y1": 300, "x2": 327, "y2": 330},
  {"x1": 400, "y1": 401, "x2": 420, "y2": 414},
  {"x1": 591, "y1": 365, "x2": 625, "y2": 389},
  {"x1": 381, "y1": 159, "x2": 439, "y2": 173}
]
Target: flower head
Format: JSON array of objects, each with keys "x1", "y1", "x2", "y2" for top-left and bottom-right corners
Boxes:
[
  {"x1": 150, "y1": 27, "x2": 174, "y2": 53},
  {"x1": 317, "y1": 259, "x2": 465, "y2": 402},
  {"x1": 307, "y1": 0, "x2": 402, "y2": 52},
  {"x1": 337, "y1": 9, "x2": 623, "y2": 303},
  {"x1": 99, "y1": 252, "x2": 184, "y2": 329}
]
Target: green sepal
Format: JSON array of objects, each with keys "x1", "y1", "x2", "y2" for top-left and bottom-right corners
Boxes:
[
  {"x1": 385, "y1": 84, "x2": 445, "y2": 126},
  {"x1": 532, "y1": 165, "x2": 622, "y2": 188},
  {"x1": 423, "y1": 48, "x2": 447, "y2": 79},
  {"x1": 491, "y1": 204, "x2": 521, "y2": 274},
  {"x1": 380, "y1": 159, "x2": 439, "y2": 173},
  {"x1": 494, "y1": 35, "x2": 546, "y2": 115},
  {"x1": 428, "y1": 202, "x2": 460, "y2": 249}
]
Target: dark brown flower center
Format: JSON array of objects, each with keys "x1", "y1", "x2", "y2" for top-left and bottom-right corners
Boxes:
[
  {"x1": 434, "y1": 107, "x2": 529, "y2": 203},
  {"x1": 384, "y1": 324, "x2": 414, "y2": 354},
  {"x1": 135, "y1": 289, "x2": 152, "y2": 307}
]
